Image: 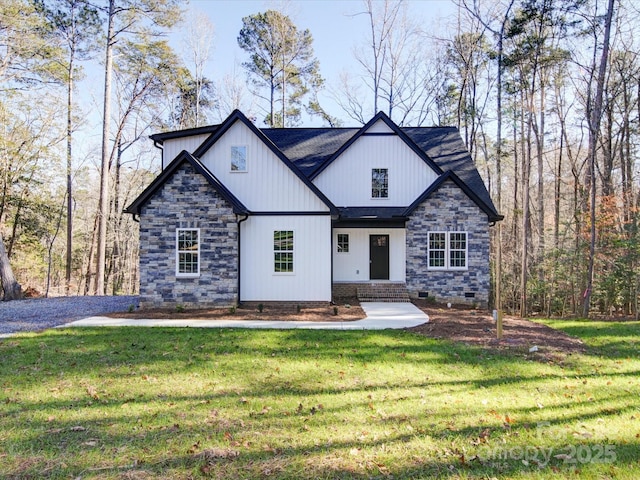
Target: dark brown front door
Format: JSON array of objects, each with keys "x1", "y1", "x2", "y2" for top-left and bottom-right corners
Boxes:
[{"x1": 370, "y1": 235, "x2": 390, "y2": 280}]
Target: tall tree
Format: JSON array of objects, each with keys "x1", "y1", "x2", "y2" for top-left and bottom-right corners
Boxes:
[
  {"x1": 238, "y1": 9, "x2": 324, "y2": 127},
  {"x1": 181, "y1": 9, "x2": 215, "y2": 127},
  {"x1": 338, "y1": 0, "x2": 439, "y2": 125},
  {"x1": 36, "y1": 0, "x2": 101, "y2": 295},
  {"x1": 0, "y1": 0, "x2": 66, "y2": 300},
  {"x1": 95, "y1": 0, "x2": 183, "y2": 296},
  {"x1": 582, "y1": 0, "x2": 616, "y2": 317}
]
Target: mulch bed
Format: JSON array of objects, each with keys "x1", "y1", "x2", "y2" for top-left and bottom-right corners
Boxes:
[
  {"x1": 106, "y1": 300, "x2": 366, "y2": 323},
  {"x1": 410, "y1": 301, "x2": 586, "y2": 354},
  {"x1": 108, "y1": 298, "x2": 586, "y2": 354}
]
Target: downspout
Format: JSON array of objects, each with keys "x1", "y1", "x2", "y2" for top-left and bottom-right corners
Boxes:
[
  {"x1": 236, "y1": 213, "x2": 249, "y2": 306},
  {"x1": 152, "y1": 138, "x2": 164, "y2": 168}
]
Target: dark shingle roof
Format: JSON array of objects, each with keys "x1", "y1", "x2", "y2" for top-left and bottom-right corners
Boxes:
[
  {"x1": 148, "y1": 116, "x2": 500, "y2": 221},
  {"x1": 261, "y1": 128, "x2": 357, "y2": 177}
]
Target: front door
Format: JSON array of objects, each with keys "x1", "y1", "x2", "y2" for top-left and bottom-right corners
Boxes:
[{"x1": 370, "y1": 235, "x2": 390, "y2": 280}]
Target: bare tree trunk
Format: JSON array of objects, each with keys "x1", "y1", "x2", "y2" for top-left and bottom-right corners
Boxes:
[
  {"x1": 0, "y1": 232, "x2": 21, "y2": 300},
  {"x1": 84, "y1": 214, "x2": 98, "y2": 296},
  {"x1": 583, "y1": 0, "x2": 615, "y2": 318},
  {"x1": 96, "y1": 0, "x2": 115, "y2": 295},
  {"x1": 66, "y1": 55, "x2": 74, "y2": 295}
]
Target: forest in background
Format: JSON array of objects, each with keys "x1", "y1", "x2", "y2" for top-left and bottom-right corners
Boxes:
[{"x1": 0, "y1": 0, "x2": 637, "y2": 318}]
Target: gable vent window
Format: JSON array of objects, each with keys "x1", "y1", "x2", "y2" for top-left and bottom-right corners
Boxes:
[
  {"x1": 372, "y1": 168, "x2": 388, "y2": 198},
  {"x1": 337, "y1": 233, "x2": 349, "y2": 253},
  {"x1": 231, "y1": 145, "x2": 247, "y2": 172},
  {"x1": 176, "y1": 228, "x2": 200, "y2": 277},
  {"x1": 274, "y1": 230, "x2": 294, "y2": 273},
  {"x1": 428, "y1": 231, "x2": 467, "y2": 270}
]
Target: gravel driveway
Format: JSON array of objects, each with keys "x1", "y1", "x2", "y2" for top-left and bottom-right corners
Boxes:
[{"x1": 0, "y1": 295, "x2": 139, "y2": 335}]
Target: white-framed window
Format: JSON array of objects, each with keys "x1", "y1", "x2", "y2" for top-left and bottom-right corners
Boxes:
[
  {"x1": 428, "y1": 232, "x2": 447, "y2": 269},
  {"x1": 274, "y1": 230, "x2": 294, "y2": 273},
  {"x1": 372, "y1": 168, "x2": 388, "y2": 198},
  {"x1": 230, "y1": 145, "x2": 247, "y2": 172},
  {"x1": 428, "y1": 231, "x2": 468, "y2": 270},
  {"x1": 176, "y1": 228, "x2": 200, "y2": 276},
  {"x1": 337, "y1": 233, "x2": 349, "y2": 253}
]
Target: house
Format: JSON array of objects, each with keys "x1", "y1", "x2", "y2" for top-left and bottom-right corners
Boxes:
[{"x1": 125, "y1": 110, "x2": 502, "y2": 309}]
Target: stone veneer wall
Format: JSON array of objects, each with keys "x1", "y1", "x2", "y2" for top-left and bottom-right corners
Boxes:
[
  {"x1": 139, "y1": 160, "x2": 239, "y2": 308},
  {"x1": 406, "y1": 179, "x2": 491, "y2": 307}
]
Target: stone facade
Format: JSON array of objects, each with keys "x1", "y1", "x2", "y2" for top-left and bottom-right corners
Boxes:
[
  {"x1": 139, "y1": 160, "x2": 239, "y2": 308},
  {"x1": 406, "y1": 179, "x2": 491, "y2": 307}
]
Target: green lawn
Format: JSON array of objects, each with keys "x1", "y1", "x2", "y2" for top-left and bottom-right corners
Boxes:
[{"x1": 1, "y1": 320, "x2": 638, "y2": 479}]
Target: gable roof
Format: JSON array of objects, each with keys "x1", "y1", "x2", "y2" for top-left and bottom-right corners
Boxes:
[
  {"x1": 305, "y1": 111, "x2": 443, "y2": 180},
  {"x1": 192, "y1": 109, "x2": 338, "y2": 215},
  {"x1": 125, "y1": 150, "x2": 249, "y2": 216},
  {"x1": 404, "y1": 170, "x2": 502, "y2": 222},
  {"x1": 146, "y1": 111, "x2": 500, "y2": 222}
]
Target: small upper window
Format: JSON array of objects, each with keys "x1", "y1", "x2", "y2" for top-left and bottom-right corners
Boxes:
[
  {"x1": 337, "y1": 233, "x2": 349, "y2": 253},
  {"x1": 176, "y1": 228, "x2": 200, "y2": 276},
  {"x1": 231, "y1": 146, "x2": 247, "y2": 172},
  {"x1": 372, "y1": 168, "x2": 388, "y2": 198}
]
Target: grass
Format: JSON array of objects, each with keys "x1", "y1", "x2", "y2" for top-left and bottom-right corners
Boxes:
[{"x1": 0, "y1": 320, "x2": 638, "y2": 479}]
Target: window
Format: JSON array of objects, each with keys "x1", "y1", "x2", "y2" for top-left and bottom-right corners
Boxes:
[
  {"x1": 372, "y1": 168, "x2": 388, "y2": 198},
  {"x1": 428, "y1": 231, "x2": 467, "y2": 270},
  {"x1": 337, "y1": 233, "x2": 349, "y2": 253},
  {"x1": 176, "y1": 228, "x2": 200, "y2": 276},
  {"x1": 231, "y1": 145, "x2": 247, "y2": 172},
  {"x1": 428, "y1": 232, "x2": 446, "y2": 269},
  {"x1": 449, "y1": 232, "x2": 467, "y2": 268},
  {"x1": 274, "y1": 230, "x2": 294, "y2": 273}
]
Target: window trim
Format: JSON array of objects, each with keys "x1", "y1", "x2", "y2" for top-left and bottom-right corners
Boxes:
[
  {"x1": 427, "y1": 231, "x2": 447, "y2": 270},
  {"x1": 273, "y1": 229, "x2": 294, "y2": 275},
  {"x1": 337, "y1": 233, "x2": 349, "y2": 253},
  {"x1": 371, "y1": 167, "x2": 389, "y2": 199},
  {"x1": 176, "y1": 228, "x2": 201, "y2": 277},
  {"x1": 230, "y1": 145, "x2": 248, "y2": 173},
  {"x1": 427, "y1": 231, "x2": 468, "y2": 271},
  {"x1": 448, "y1": 231, "x2": 468, "y2": 270}
]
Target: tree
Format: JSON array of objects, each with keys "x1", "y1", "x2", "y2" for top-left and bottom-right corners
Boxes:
[
  {"x1": 0, "y1": 0, "x2": 68, "y2": 300},
  {"x1": 171, "y1": 69, "x2": 216, "y2": 129},
  {"x1": 337, "y1": 0, "x2": 439, "y2": 126},
  {"x1": 95, "y1": 0, "x2": 183, "y2": 296},
  {"x1": 181, "y1": 9, "x2": 215, "y2": 127},
  {"x1": 36, "y1": 0, "x2": 101, "y2": 295},
  {"x1": 238, "y1": 9, "x2": 324, "y2": 127},
  {"x1": 582, "y1": 0, "x2": 616, "y2": 317}
]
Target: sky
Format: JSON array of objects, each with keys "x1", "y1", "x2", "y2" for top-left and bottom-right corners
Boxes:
[
  {"x1": 176, "y1": 0, "x2": 459, "y2": 126},
  {"x1": 75, "y1": 0, "x2": 459, "y2": 170}
]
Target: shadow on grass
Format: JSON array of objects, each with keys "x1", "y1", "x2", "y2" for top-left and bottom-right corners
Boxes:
[{"x1": 2, "y1": 326, "x2": 639, "y2": 479}]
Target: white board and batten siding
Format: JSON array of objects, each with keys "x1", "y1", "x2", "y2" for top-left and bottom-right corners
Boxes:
[
  {"x1": 241, "y1": 215, "x2": 332, "y2": 301},
  {"x1": 333, "y1": 228, "x2": 406, "y2": 282},
  {"x1": 161, "y1": 134, "x2": 211, "y2": 169},
  {"x1": 313, "y1": 119, "x2": 439, "y2": 207},
  {"x1": 199, "y1": 121, "x2": 329, "y2": 212}
]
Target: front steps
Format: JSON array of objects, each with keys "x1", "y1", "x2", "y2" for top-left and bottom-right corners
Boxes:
[{"x1": 356, "y1": 283, "x2": 411, "y2": 303}]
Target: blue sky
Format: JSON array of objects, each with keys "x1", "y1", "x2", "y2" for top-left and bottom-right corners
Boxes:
[{"x1": 182, "y1": 0, "x2": 458, "y2": 126}]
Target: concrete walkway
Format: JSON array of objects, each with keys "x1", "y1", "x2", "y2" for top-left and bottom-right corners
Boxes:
[{"x1": 62, "y1": 302, "x2": 428, "y2": 331}]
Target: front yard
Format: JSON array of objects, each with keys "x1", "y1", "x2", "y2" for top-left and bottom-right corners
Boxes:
[{"x1": 1, "y1": 319, "x2": 638, "y2": 479}]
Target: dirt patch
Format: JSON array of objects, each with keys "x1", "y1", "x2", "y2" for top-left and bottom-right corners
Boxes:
[
  {"x1": 105, "y1": 300, "x2": 365, "y2": 323},
  {"x1": 410, "y1": 301, "x2": 586, "y2": 354}
]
